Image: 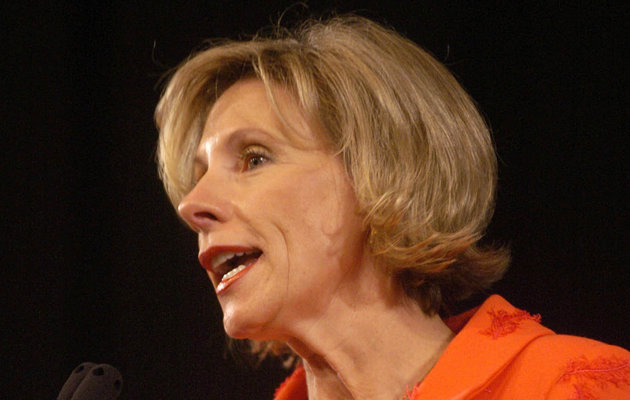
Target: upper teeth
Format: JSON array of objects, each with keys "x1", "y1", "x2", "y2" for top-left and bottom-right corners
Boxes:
[{"x1": 211, "y1": 251, "x2": 246, "y2": 272}]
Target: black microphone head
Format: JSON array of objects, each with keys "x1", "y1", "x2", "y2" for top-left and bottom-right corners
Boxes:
[
  {"x1": 58, "y1": 363, "x2": 123, "y2": 400},
  {"x1": 58, "y1": 362, "x2": 96, "y2": 400}
]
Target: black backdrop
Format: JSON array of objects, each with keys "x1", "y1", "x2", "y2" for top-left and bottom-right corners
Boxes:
[{"x1": 3, "y1": 1, "x2": 628, "y2": 399}]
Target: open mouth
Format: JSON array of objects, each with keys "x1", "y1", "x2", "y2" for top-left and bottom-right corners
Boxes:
[{"x1": 212, "y1": 249, "x2": 262, "y2": 283}]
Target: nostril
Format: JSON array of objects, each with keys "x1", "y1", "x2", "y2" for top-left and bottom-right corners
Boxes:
[
  {"x1": 195, "y1": 211, "x2": 218, "y2": 221},
  {"x1": 178, "y1": 195, "x2": 229, "y2": 229}
]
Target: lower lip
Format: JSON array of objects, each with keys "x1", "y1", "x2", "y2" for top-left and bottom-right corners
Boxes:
[{"x1": 216, "y1": 259, "x2": 258, "y2": 295}]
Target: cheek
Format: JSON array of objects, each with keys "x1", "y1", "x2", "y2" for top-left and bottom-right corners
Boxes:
[{"x1": 270, "y1": 166, "x2": 364, "y2": 268}]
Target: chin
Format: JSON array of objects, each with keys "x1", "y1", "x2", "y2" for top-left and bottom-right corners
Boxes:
[{"x1": 221, "y1": 306, "x2": 279, "y2": 341}]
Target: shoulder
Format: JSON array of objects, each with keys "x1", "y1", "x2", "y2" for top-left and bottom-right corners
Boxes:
[
  {"x1": 496, "y1": 334, "x2": 630, "y2": 399},
  {"x1": 423, "y1": 295, "x2": 630, "y2": 400}
]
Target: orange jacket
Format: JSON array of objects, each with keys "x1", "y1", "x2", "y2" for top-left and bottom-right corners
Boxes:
[{"x1": 273, "y1": 295, "x2": 630, "y2": 399}]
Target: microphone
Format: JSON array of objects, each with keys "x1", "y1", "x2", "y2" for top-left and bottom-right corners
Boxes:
[{"x1": 58, "y1": 362, "x2": 123, "y2": 400}]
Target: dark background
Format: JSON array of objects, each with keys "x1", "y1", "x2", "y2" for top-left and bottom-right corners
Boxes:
[{"x1": 3, "y1": 1, "x2": 628, "y2": 399}]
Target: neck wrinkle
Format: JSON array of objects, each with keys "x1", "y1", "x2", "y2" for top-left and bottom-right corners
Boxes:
[{"x1": 286, "y1": 298, "x2": 454, "y2": 400}]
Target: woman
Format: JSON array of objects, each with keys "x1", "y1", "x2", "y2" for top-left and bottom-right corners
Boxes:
[{"x1": 155, "y1": 16, "x2": 629, "y2": 399}]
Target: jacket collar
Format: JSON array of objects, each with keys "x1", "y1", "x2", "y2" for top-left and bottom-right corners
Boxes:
[{"x1": 408, "y1": 295, "x2": 553, "y2": 399}]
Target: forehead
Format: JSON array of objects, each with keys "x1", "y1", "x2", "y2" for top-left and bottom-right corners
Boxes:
[{"x1": 198, "y1": 78, "x2": 327, "y2": 151}]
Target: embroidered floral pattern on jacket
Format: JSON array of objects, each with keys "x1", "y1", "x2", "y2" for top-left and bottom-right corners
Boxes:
[
  {"x1": 403, "y1": 383, "x2": 420, "y2": 400},
  {"x1": 480, "y1": 308, "x2": 541, "y2": 339},
  {"x1": 557, "y1": 355, "x2": 630, "y2": 400}
]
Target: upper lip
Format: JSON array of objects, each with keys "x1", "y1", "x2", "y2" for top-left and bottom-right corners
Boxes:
[{"x1": 199, "y1": 245, "x2": 261, "y2": 277}]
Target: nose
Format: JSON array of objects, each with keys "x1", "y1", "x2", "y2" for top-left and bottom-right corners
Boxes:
[{"x1": 177, "y1": 176, "x2": 233, "y2": 232}]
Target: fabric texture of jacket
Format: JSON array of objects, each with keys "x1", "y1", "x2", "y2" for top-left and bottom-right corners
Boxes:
[{"x1": 273, "y1": 295, "x2": 630, "y2": 399}]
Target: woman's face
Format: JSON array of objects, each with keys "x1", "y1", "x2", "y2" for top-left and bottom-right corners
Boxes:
[{"x1": 178, "y1": 79, "x2": 369, "y2": 341}]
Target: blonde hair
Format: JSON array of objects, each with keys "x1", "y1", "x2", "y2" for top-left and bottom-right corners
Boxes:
[{"x1": 156, "y1": 16, "x2": 508, "y2": 320}]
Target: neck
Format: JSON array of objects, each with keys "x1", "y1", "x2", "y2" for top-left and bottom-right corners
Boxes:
[{"x1": 284, "y1": 265, "x2": 454, "y2": 400}]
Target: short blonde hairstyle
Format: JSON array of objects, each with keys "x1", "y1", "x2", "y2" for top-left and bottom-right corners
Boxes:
[{"x1": 156, "y1": 16, "x2": 508, "y2": 319}]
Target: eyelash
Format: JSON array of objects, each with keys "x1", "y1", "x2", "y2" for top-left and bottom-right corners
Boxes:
[{"x1": 241, "y1": 146, "x2": 271, "y2": 171}]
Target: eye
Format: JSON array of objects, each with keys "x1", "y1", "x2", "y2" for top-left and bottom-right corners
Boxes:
[{"x1": 241, "y1": 147, "x2": 271, "y2": 171}]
